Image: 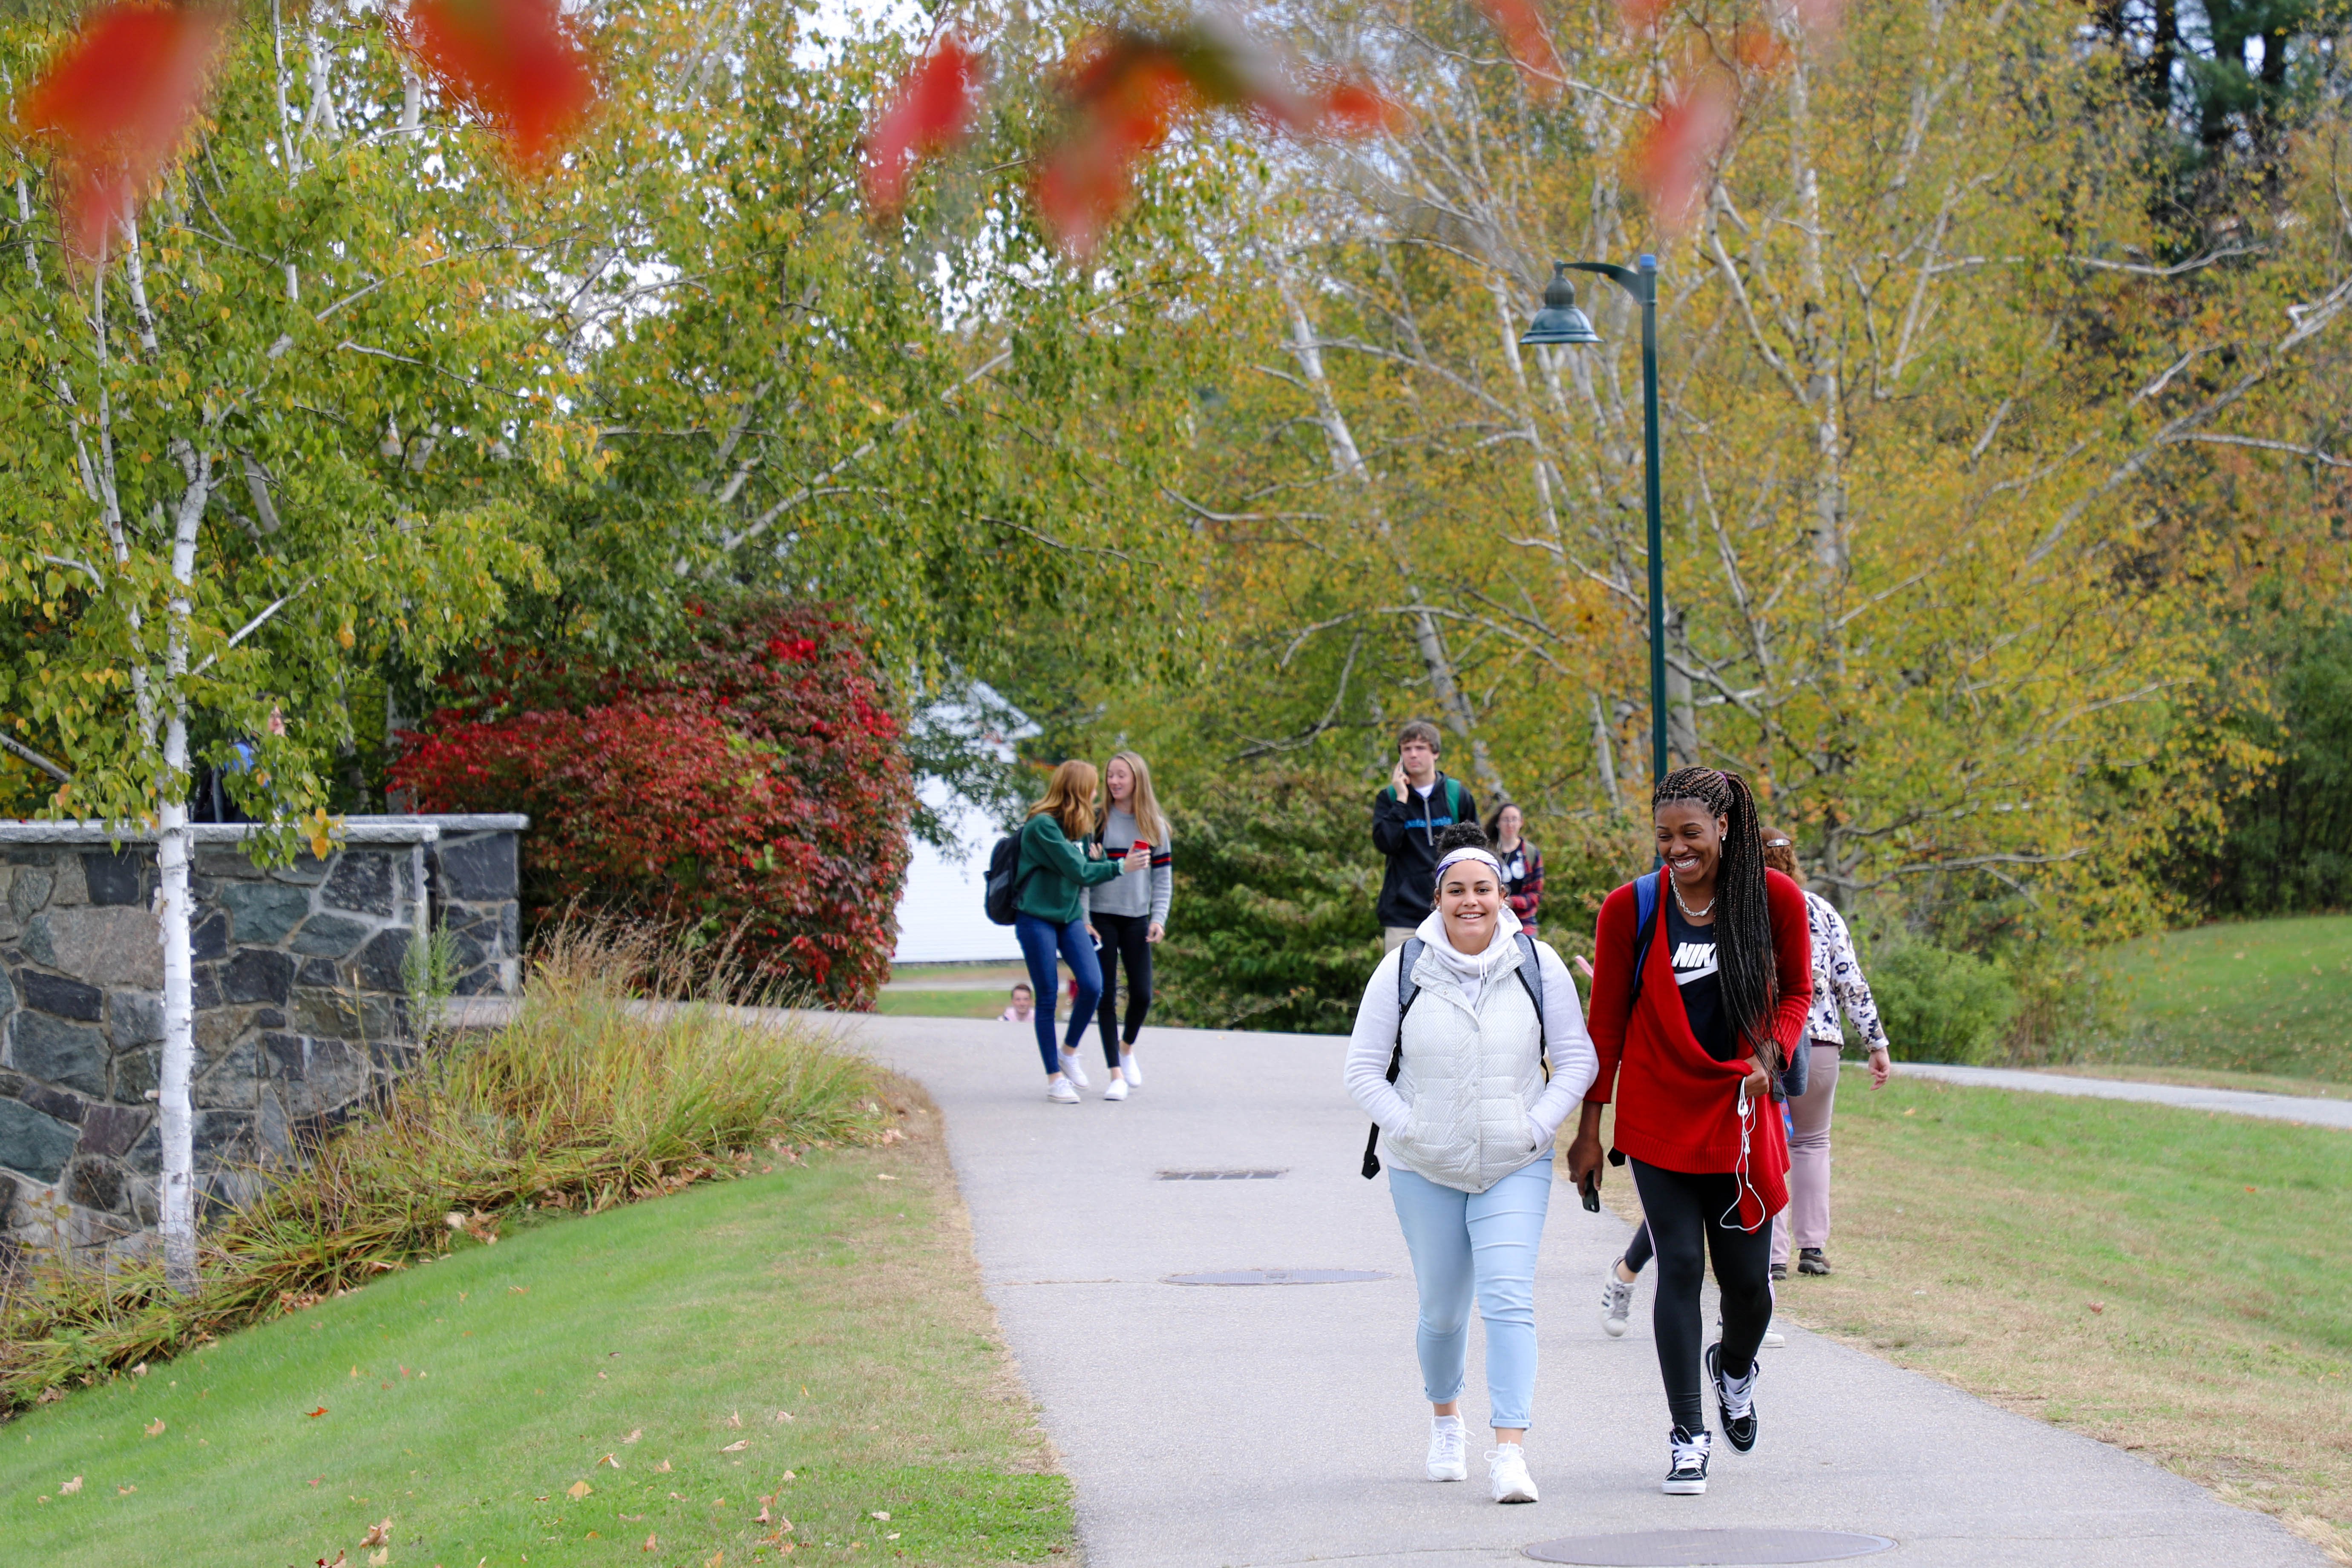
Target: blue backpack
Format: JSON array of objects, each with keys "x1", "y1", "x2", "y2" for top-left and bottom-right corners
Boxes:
[
  {"x1": 1360, "y1": 930, "x2": 1547, "y2": 1180},
  {"x1": 1622, "y1": 870, "x2": 1806, "y2": 1099}
]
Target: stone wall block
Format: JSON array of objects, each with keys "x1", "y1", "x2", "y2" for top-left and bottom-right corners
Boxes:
[
  {"x1": 191, "y1": 911, "x2": 230, "y2": 961},
  {"x1": 196, "y1": 846, "x2": 260, "y2": 879},
  {"x1": 192, "y1": 1109, "x2": 254, "y2": 1163},
  {"x1": 222, "y1": 883, "x2": 312, "y2": 946},
  {"x1": 195, "y1": 1039, "x2": 259, "y2": 1108},
  {"x1": 191, "y1": 965, "x2": 222, "y2": 1012},
  {"x1": 356, "y1": 928, "x2": 411, "y2": 994},
  {"x1": 17, "y1": 1080, "x2": 82, "y2": 1125},
  {"x1": 81, "y1": 851, "x2": 143, "y2": 907},
  {"x1": 46, "y1": 855, "x2": 88, "y2": 906},
  {"x1": 107, "y1": 990, "x2": 164, "y2": 1050},
  {"x1": 0, "y1": 1098, "x2": 79, "y2": 1183},
  {"x1": 436, "y1": 834, "x2": 518, "y2": 902},
  {"x1": 291, "y1": 989, "x2": 397, "y2": 1044},
  {"x1": 0, "y1": 965, "x2": 17, "y2": 1017},
  {"x1": 272, "y1": 853, "x2": 330, "y2": 887},
  {"x1": 257, "y1": 1088, "x2": 291, "y2": 1161},
  {"x1": 259, "y1": 1033, "x2": 303, "y2": 1080},
  {"x1": 124, "y1": 1121, "x2": 161, "y2": 1177},
  {"x1": 112, "y1": 1047, "x2": 158, "y2": 1103},
  {"x1": 324, "y1": 852, "x2": 395, "y2": 916},
  {"x1": 290, "y1": 913, "x2": 371, "y2": 958},
  {"x1": 283, "y1": 1039, "x2": 369, "y2": 1119},
  {"x1": 21, "y1": 969, "x2": 103, "y2": 1021},
  {"x1": 6, "y1": 862, "x2": 51, "y2": 923},
  {"x1": 78, "y1": 1104, "x2": 147, "y2": 1158},
  {"x1": 66, "y1": 1154, "x2": 125, "y2": 1211},
  {"x1": 21, "y1": 906, "x2": 164, "y2": 988},
  {"x1": 225, "y1": 948, "x2": 295, "y2": 1005},
  {"x1": 295, "y1": 956, "x2": 340, "y2": 988},
  {"x1": 13, "y1": 1013, "x2": 109, "y2": 1098}
]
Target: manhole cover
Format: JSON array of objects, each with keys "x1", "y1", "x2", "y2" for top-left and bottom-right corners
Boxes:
[
  {"x1": 1157, "y1": 1168, "x2": 1287, "y2": 1180},
  {"x1": 1162, "y1": 1269, "x2": 1392, "y2": 1286},
  {"x1": 1523, "y1": 1529, "x2": 1895, "y2": 1566}
]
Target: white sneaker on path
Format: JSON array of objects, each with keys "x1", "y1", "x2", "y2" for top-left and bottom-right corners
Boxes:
[
  {"x1": 1487, "y1": 1444, "x2": 1538, "y2": 1503},
  {"x1": 1762, "y1": 1317, "x2": 1786, "y2": 1349},
  {"x1": 1425, "y1": 1416, "x2": 1467, "y2": 1482},
  {"x1": 1047, "y1": 1077, "x2": 1080, "y2": 1105},
  {"x1": 1120, "y1": 1050, "x2": 1141, "y2": 1088},
  {"x1": 1600, "y1": 1260, "x2": 1635, "y2": 1338},
  {"x1": 1060, "y1": 1053, "x2": 1091, "y2": 1089},
  {"x1": 1103, "y1": 1078, "x2": 1129, "y2": 1102}
]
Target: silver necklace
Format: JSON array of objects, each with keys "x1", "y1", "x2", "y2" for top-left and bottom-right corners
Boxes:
[{"x1": 1671, "y1": 876, "x2": 1716, "y2": 920}]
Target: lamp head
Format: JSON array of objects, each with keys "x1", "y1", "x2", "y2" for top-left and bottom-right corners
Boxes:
[{"x1": 1519, "y1": 262, "x2": 1601, "y2": 347}]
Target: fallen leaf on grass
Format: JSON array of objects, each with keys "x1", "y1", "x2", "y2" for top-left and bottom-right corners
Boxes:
[
  {"x1": 36, "y1": 1386, "x2": 62, "y2": 1404},
  {"x1": 2089, "y1": 1301, "x2": 2105, "y2": 1314},
  {"x1": 510, "y1": 1285, "x2": 528, "y2": 1294},
  {"x1": 643, "y1": 1535, "x2": 657, "y2": 1553},
  {"x1": 623, "y1": 1427, "x2": 643, "y2": 1443},
  {"x1": 780, "y1": 1470, "x2": 795, "y2": 1480},
  {"x1": 130, "y1": 1362, "x2": 147, "y2": 1376},
  {"x1": 871, "y1": 1511, "x2": 891, "y2": 1521},
  {"x1": 886, "y1": 1533, "x2": 899, "y2": 1541},
  {"x1": 1902, "y1": 1108, "x2": 1917, "y2": 1116},
  {"x1": 116, "y1": 1485, "x2": 135, "y2": 1495},
  {"x1": 720, "y1": 1439, "x2": 749, "y2": 1453},
  {"x1": 60, "y1": 1476, "x2": 83, "y2": 1494},
  {"x1": 875, "y1": 1173, "x2": 897, "y2": 1182},
  {"x1": 307, "y1": 1407, "x2": 329, "y2": 1418},
  {"x1": 360, "y1": 1519, "x2": 392, "y2": 1548},
  {"x1": 368, "y1": 1552, "x2": 388, "y2": 1568},
  {"x1": 668, "y1": 1491, "x2": 686, "y2": 1501},
  {"x1": 567, "y1": 1479, "x2": 593, "y2": 1498},
  {"x1": 705, "y1": 1552, "x2": 724, "y2": 1568},
  {"x1": 598, "y1": 1453, "x2": 621, "y2": 1468},
  {"x1": 772, "y1": 1410, "x2": 793, "y2": 1424},
  {"x1": 654, "y1": 1459, "x2": 672, "y2": 1473},
  {"x1": 725, "y1": 1410, "x2": 743, "y2": 1428},
  {"x1": 318, "y1": 1553, "x2": 346, "y2": 1568},
  {"x1": 144, "y1": 1417, "x2": 165, "y2": 1436},
  {"x1": 755, "y1": 1505, "x2": 771, "y2": 1525}
]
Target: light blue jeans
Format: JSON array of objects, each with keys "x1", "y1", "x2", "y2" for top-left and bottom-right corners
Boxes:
[{"x1": 1387, "y1": 1161, "x2": 1553, "y2": 1430}]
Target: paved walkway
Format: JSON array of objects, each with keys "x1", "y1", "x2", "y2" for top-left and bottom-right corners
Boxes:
[
  {"x1": 823, "y1": 1015, "x2": 2328, "y2": 1568},
  {"x1": 1895, "y1": 1062, "x2": 2352, "y2": 1130}
]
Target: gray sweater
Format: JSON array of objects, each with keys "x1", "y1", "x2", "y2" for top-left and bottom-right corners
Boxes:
[{"x1": 1088, "y1": 807, "x2": 1173, "y2": 924}]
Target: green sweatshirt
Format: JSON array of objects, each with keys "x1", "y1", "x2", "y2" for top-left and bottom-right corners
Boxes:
[{"x1": 1016, "y1": 814, "x2": 1126, "y2": 923}]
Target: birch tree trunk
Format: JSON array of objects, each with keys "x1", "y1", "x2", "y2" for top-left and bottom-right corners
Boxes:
[{"x1": 153, "y1": 754, "x2": 197, "y2": 1290}]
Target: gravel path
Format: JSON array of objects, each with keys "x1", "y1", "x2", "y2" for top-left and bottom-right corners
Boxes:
[
  {"x1": 1894, "y1": 1061, "x2": 2352, "y2": 1130},
  {"x1": 822, "y1": 1014, "x2": 2329, "y2": 1568}
]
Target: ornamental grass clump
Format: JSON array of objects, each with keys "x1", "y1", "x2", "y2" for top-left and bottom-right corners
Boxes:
[{"x1": 0, "y1": 924, "x2": 887, "y2": 1414}]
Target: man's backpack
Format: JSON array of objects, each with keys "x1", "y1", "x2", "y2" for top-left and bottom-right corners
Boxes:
[
  {"x1": 1361, "y1": 931, "x2": 1546, "y2": 1179},
  {"x1": 982, "y1": 831, "x2": 1033, "y2": 926}
]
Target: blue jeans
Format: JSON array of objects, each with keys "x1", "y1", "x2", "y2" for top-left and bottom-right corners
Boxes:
[
  {"x1": 1013, "y1": 913, "x2": 1100, "y2": 1076},
  {"x1": 1388, "y1": 1161, "x2": 1552, "y2": 1430}
]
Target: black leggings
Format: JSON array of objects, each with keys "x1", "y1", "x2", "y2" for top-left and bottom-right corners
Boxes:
[
  {"x1": 1093, "y1": 910, "x2": 1153, "y2": 1065},
  {"x1": 1630, "y1": 1159, "x2": 1775, "y2": 1434}
]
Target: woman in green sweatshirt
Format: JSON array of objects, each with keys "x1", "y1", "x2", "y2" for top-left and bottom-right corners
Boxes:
[{"x1": 1016, "y1": 760, "x2": 1149, "y2": 1103}]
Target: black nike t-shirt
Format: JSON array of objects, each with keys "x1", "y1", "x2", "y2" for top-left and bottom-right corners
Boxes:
[{"x1": 1665, "y1": 898, "x2": 1736, "y2": 1062}]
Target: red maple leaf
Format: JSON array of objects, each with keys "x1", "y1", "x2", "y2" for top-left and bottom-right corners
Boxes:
[
  {"x1": 864, "y1": 37, "x2": 981, "y2": 216},
  {"x1": 1468, "y1": 0, "x2": 1561, "y2": 97},
  {"x1": 20, "y1": 2, "x2": 230, "y2": 259},
  {"x1": 1634, "y1": 75, "x2": 1735, "y2": 231},
  {"x1": 400, "y1": 0, "x2": 595, "y2": 169}
]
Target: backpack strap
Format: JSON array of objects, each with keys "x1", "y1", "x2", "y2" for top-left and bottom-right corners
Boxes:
[
  {"x1": 1511, "y1": 930, "x2": 1547, "y2": 1078},
  {"x1": 1362, "y1": 938, "x2": 1426, "y2": 1180},
  {"x1": 1627, "y1": 872, "x2": 1662, "y2": 1008},
  {"x1": 1442, "y1": 776, "x2": 1464, "y2": 823}
]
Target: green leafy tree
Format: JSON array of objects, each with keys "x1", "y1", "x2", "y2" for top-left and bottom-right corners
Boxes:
[{"x1": 0, "y1": 12, "x2": 560, "y2": 1285}]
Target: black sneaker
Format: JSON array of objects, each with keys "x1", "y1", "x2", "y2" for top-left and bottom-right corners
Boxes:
[
  {"x1": 1664, "y1": 1426, "x2": 1711, "y2": 1494},
  {"x1": 1799, "y1": 1248, "x2": 1831, "y2": 1276},
  {"x1": 1769, "y1": 1261, "x2": 1788, "y2": 1283},
  {"x1": 1707, "y1": 1341, "x2": 1761, "y2": 1453}
]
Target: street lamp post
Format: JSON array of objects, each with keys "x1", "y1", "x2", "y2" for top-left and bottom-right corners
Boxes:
[{"x1": 1520, "y1": 253, "x2": 1667, "y2": 790}]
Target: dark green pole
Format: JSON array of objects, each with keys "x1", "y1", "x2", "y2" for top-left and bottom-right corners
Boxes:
[{"x1": 1639, "y1": 252, "x2": 1666, "y2": 788}]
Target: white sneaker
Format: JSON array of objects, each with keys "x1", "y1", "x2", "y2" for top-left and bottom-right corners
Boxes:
[
  {"x1": 1600, "y1": 1260, "x2": 1635, "y2": 1338},
  {"x1": 1119, "y1": 1050, "x2": 1142, "y2": 1088},
  {"x1": 1103, "y1": 1077, "x2": 1129, "y2": 1102},
  {"x1": 1059, "y1": 1053, "x2": 1091, "y2": 1089},
  {"x1": 1047, "y1": 1077, "x2": 1080, "y2": 1105},
  {"x1": 1762, "y1": 1317, "x2": 1786, "y2": 1349},
  {"x1": 1486, "y1": 1444, "x2": 1538, "y2": 1504},
  {"x1": 1425, "y1": 1416, "x2": 1467, "y2": 1482}
]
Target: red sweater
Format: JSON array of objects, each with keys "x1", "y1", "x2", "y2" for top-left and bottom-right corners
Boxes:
[{"x1": 1584, "y1": 869, "x2": 1813, "y2": 1210}]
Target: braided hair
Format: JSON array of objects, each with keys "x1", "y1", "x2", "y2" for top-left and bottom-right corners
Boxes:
[{"x1": 1652, "y1": 766, "x2": 1778, "y2": 1073}]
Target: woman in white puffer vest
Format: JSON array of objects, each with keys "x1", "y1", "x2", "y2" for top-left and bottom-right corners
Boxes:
[{"x1": 1345, "y1": 822, "x2": 1598, "y2": 1506}]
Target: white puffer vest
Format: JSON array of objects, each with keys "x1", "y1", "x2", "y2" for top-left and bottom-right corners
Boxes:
[{"x1": 1381, "y1": 939, "x2": 1549, "y2": 1194}]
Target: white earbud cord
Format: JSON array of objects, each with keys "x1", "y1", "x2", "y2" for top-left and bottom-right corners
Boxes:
[{"x1": 1719, "y1": 1079, "x2": 1767, "y2": 1234}]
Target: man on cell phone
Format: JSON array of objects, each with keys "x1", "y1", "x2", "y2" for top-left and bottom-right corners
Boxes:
[{"x1": 1371, "y1": 719, "x2": 1479, "y2": 952}]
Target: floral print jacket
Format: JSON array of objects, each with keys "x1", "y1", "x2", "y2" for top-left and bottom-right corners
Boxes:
[{"x1": 1802, "y1": 889, "x2": 1889, "y2": 1052}]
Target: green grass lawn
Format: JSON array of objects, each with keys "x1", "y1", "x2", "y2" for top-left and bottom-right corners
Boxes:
[
  {"x1": 2087, "y1": 913, "x2": 2352, "y2": 1084},
  {"x1": 871, "y1": 989, "x2": 1029, "y2": 1020},
  {"x1": 0, "y1": 1103, "x2": 1068, "y2": 1568},
  {"x1": 1773, "y1": 1069, "x2": 2352, "y2": 1556}
]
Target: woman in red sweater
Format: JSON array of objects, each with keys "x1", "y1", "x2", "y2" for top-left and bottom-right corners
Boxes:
[{"x1": 1563, "y1": 767, "x2": 1811, "y2": 1496}]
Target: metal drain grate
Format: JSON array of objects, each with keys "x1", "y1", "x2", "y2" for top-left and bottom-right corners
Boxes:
[
  {"x1": 1156, "y1": 1168, "x2": 1288, "y2": 1180},
  {"x1": 1522, "y1": 1529, "x2": 1897, "y2": 1566},
  {"x1": 1163, "y1": 1269, "x2": 1391, "y2": 1286}
]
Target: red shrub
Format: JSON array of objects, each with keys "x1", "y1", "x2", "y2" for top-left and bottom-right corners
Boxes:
[{"x1": 391, "y1": 602, "x2": 913, "y2": 1008}]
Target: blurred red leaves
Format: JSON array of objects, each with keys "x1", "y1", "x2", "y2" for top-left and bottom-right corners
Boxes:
[
  {"x1": 864, "y1": 36, "x2": 981, "y2": 216},
  {"x1": 19, "y1": 1, "x2": 227, "y2": 258},
  {"x1": 401, "y1": 0, "x2": 595, "y2": 168},
  {"x1": 1633, "y1": 74, "x2": 1733, "y2": 231},
  {"x1": 1469, "y1": 0, "x2": 1560, "y2": 96},
  {"x1": 1032, "y1": 24, "x2": 1393, "y2": 255}
]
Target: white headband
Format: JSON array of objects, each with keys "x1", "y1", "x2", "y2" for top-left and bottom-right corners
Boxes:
[{"x1": 1434, "y1": 847, "x2": 1504, "y2": 882}]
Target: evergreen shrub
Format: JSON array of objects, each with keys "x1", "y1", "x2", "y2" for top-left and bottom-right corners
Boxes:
[{"x1": 1871, "y1": 942, "x2": 2021, "y2": 1065}]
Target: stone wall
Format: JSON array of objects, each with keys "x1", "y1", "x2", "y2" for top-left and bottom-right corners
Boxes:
[{"x1": 0, "y1": 815, "x2": 525, "y2": 1262}]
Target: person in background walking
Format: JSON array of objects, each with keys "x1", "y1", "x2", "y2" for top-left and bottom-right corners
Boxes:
[
  {"x1": 1487, "y1": 803, "x2": 1543, "y2": 938},
  {"x1": 1565, "y1": 767, "x2": 1811, "y2": 1496},
  {"x1": 1088, "y1": 750, "x2": 1173, "y2": 1102},
  {"x1": 998, "y1": 982, "x2": 1035, "y2": 1024},
  {"x1": 1015, "y1": 761, "x2": 1150, "y2": 1104},
  {"x1": 1347, "y1": 823, "x2": 1596, "y2": 1506},
  {"x1": 1373, "y1": 720, "x2": 1479, "y2": 952},
  {"x1": 1762, "y1": 829, "x2": 1894, "y2": 1279}
]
